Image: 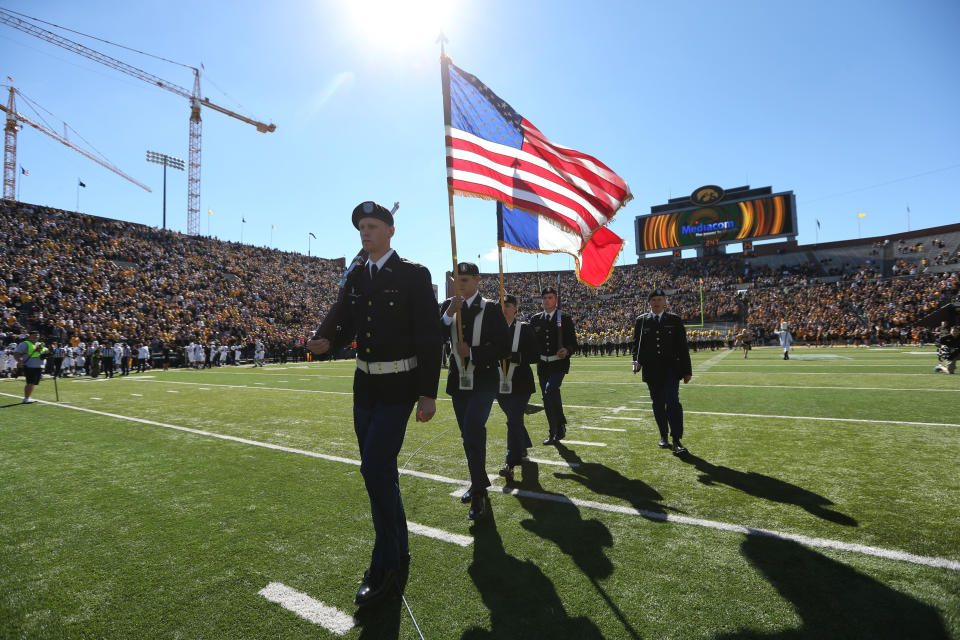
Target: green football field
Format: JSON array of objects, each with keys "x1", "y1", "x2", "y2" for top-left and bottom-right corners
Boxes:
[{"x1": 2, "y1": 346, "x2": 958, "y2": 639}]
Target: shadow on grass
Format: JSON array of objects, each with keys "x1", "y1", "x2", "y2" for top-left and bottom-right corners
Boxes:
[
  {"x1": 461, "y1": 510, "x2": 605, "y2": 640},
  {"x1": 553, "y1": 442, "x2": 680, "y2": 518},
  {"x1": 353, "y1": 570, "x2": 409, "y2": 640},
  {"x1": 680, "y1": 454, "x2": 858, "y2": 526},
  {"x1": 714, "y1": 535, "x2": 949, "y2": 639},
  {"x1": 508, "y1": 460, "x2": 642, "y2": 639},
  {"x1": 0, "y1": 402, "x2": 29, "y2": 409}
]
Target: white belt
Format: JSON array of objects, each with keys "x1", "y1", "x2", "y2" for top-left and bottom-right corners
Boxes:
[
  {"x1": 356, "y1": 356, "x2": 418, "y2": 375},
  {"x1": 540, "y1": 354, "x2": 562, "y2": 362}
]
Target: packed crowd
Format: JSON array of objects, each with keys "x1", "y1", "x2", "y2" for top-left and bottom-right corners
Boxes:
[
  {"x1": 3, "y1": 201, "x2": 957, "y2": 355},
  {"x1": 1, "y1": 201, "x2": 341, "y2": 355},
  {"x1": 485, "y1": 256, "x2": 958, "y2": 345}
]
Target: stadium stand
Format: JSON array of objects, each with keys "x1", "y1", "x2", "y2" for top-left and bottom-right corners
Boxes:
[
  {"x1": 1, "y1": 200, "x2": 342, "y2": 360},
  {"x1": 2, "y1": 200, "x2": 957, "y2": 361}
]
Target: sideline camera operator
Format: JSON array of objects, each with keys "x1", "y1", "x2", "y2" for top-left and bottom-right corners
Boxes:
[{"x1": 934, "y1": 325, "x2": 959, "y2": 374}]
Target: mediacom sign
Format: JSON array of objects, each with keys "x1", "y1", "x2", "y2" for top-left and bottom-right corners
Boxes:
[{"x1": 637, "y1": 193, "x2": 796, "y2": 251}]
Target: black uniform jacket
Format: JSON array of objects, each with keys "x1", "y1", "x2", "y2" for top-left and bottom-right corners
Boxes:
[
  {"x1": 498, "y1": 319, "x2": 540, "y2": 397},
  {"x1": 529, "y1": 309, "x2": 578, "y2": 375},
  {"x1": 632, "y1": 311, "x2": 692, "y2": 383},
  {"x1": 334, "y1": 252, "x2": 442, "y2": 408},
  {"x1": 439, "y1": 295, "x2": 509, "y2": 396}
]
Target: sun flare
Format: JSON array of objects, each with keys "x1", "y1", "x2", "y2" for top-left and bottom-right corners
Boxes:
[{"x1": 340, "y1": 0, "x2": 456, "y2": 51}]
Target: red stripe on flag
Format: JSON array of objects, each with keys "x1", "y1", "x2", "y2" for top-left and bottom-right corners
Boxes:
[
  {"x1": 447, "y1": 176, "x2": 584, "y2": 233},
  {"x1": 448, "y1": 156, "x2": 603, "y2": 233},
  {"x1": 448, "y1": 136, "x2": 610, "y2": 214},
  {"x1": 521, "y1": 120, "x2": 630, "y2": 206}
]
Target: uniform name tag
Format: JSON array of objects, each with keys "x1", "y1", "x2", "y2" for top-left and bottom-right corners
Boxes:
[
  {"x1": 459, "y1": 373, "x2": 474, "y2": 390},
  {"x1": 499, "y1": 379, "x2": 513, "y2": 394}
]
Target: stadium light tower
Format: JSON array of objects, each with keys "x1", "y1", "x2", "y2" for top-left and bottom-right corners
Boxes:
[{"x1": 146, "y1": 150, "x2": 184, "y2": 230}]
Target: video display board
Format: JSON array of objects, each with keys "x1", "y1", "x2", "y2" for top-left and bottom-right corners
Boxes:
[{"x1": 636, "y1": 192, "x2": 796, "y2": 252}]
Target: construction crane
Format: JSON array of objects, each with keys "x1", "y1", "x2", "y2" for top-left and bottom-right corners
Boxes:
[
  {"x1": 0, "y1": 8, "x2": 276, "y2": 235},
  {"x1": 2, "y1": 85, "x2": 151, "y2": 197}
]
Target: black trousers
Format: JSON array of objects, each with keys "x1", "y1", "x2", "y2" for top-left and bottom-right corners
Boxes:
[{"x1": 645, "y1": 372, "x2": 683, "y2": 440}]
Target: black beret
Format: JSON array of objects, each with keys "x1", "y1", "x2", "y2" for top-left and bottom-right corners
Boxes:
[
  {"x1": 502, "y1": 294, "x2": 518, "y2": 306},
  {"x1": 541, "y1": 286, "x2": 557, "y2": 296},
  {"x1": 351, "y1": 201, "x2": 394, "y2": 229},
  {"x1": 456, "y1": 262, "x2": 480, "y2": 276},
  {"x1": 649, "y1": 288, "x2": 667, "y2": 299}
]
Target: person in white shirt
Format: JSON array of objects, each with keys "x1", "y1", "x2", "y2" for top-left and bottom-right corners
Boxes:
[
  {"x1": 137, "y1": 344, "x2": 150, "y2": 372},
  {"x1": 775, "y1": 322, "x2": 793, "y2": 360}
]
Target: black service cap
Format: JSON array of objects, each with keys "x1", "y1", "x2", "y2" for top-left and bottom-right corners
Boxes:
[
  {"x1": 456, "y1": 262, "x2": 480, "y2": 276},
  {"x1": 541, "y1": 286, "x2": 557, "y2": 296},
  {"x1": 649, "y1": 288, "x2": 667, "y2": 299},
  {"x1": 351, "y1": 201, "x2": 394, "y2": 229},
  {"x1": 503, "y1": 294, "x2": 518, "y2": 306}
]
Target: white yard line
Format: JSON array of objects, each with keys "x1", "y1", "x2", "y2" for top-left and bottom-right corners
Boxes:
[
  {"x1": 524, "y1": 457, "x2": 580, "y2": 468},
  {"x1": 258, "y1": 582, "x2": 354, "y2": 635},
  {"x1": 5, "y1": 392, "x2": 958, "y2": 572},
  {"x1": 695, "y1": 348, "x2": 733, "y2": 373},
  {"x1": 566, "y1": 380, "x2": 960, "y2": 392},
  {"x1": 698, "y1": 371, "x2": 935, "y2": 376},
  {"x1": 603, "y1": 413, "x2": 960, "y2": 428},
  {"x1": 125, "y1": 378, "x2": 352, "y2": 396},
  {"x1": 687, "y1": 383, "x2": 960, "y2": 392},
  {"x1": 126, "y1": 378, "x2": 959, "y2": 427},
  {"x1": 559, "y1": 440, "x2": 607, "y2": 447},
  {"x1": 576, "y1": 426, "x2": 627, "y2": 432},
  {"x1": 406, "y1": 521, "x2": 473, "y2": 547},
  {"x1": 495, "y1": 487, "x2": 960, "y2": 571}
]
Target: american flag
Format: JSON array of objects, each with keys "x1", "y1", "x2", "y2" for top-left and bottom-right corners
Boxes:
[{"x1": 443, "y1": 59, "x2": 631, "y2": 239}]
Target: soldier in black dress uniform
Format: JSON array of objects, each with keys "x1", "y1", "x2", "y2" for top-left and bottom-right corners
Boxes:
[
  {"x1": 439, "y1": 263, "x2": 509, "y2": 520},
  {"x1": 495, "y1": 293, "x2": 539, "y2": 482},
  {"x1": 530, "y1": 286, "x2": 578, "y2": 445},
  {"x1": 307, "y1": 201, "x2": 442, "y2": 608},
  {"x1": 632, "y1": 288, "x2": 693, "y2": 454}
]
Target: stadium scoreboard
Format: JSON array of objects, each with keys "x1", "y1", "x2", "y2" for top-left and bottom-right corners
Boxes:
[{"x1": 635, "y1": 185, "x2": 797, "y2": 256}]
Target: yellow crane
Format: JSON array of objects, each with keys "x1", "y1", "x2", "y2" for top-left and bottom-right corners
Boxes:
[
  {"x1": 0, "y1": 8, "x2": 276, "y2": 234},
  {"x1": 2, "y1": 84, "x2": 151, "y2": 196}
]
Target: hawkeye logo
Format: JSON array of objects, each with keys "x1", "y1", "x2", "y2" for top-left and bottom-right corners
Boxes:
[
  {"x1": 681, "y1": 220, "x2": 735, "y2": 235},
  {"x1": 690, "y1": 185, "x2": 724, "y2": 206}
]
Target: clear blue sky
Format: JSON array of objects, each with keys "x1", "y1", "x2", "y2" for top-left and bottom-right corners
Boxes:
[{"x1": 3, "y1": 0, "x2": 958, "y2": 292}]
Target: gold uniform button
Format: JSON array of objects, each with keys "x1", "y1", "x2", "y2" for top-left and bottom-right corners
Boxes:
[
  {"x1": 368, "y1": 301, "x2": 373, "y2": 306},
  {"x1": 367, "y1": 316, "x2": 372, "y2": 321},
  {"x1": 365, "y1": 348, "x2": 371, "y2": 353},
  {"x1": 365, "y1": 332, "x2": 371, "y2": 337}
]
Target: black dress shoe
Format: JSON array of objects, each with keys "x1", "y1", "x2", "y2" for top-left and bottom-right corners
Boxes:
[
  {"x1": 460, "y1": 488, "x2": 472, "y2": 504},
  {"x1": 354, "y1": 567, "x2": 398, "y2": 607},
  {"x1": 542, "y1": 436, "x2": 557, "y2": 445},
  {"x1": 468, "y1": 493, "x2": 488, "y2": 520},
  {"x1": 498, "y1": 463, "x2": 515, "y2": 482},
  {"x1": 658, "y1": 439, "x2": 671, "y2": 449},
  {"x1": 672, "y1": 441, "x2": 688, "y2": 455}
]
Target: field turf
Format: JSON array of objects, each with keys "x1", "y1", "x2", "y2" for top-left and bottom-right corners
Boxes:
[{"x1": 1, "y1": 346, "x2": 958, "y2": 639}]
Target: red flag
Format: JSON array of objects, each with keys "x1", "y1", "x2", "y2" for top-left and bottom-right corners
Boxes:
[{"x1": 577, "y1": 226, "x2": 624, "y2": 287}]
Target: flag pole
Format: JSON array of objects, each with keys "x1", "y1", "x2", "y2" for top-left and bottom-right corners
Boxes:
[
  {"x1": 699, "y1": 278, "x2": 704, "y2": 326},
  {"x1": 439, "y1": 34, "x2": 463, "y2": 343},
  {"x1": 498, "y1": 243, "x2": 505, "y2": 307}
]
